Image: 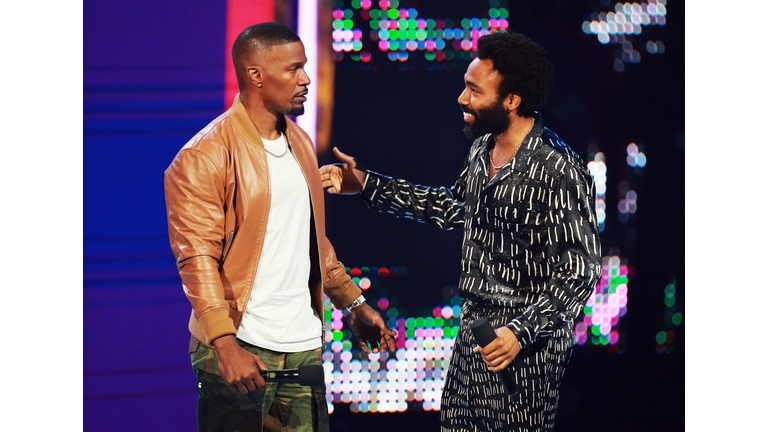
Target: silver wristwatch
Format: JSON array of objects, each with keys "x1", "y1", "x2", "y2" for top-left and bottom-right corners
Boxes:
[{"x1": 342, "y1": 295, "x2": 366, "y2": 317}]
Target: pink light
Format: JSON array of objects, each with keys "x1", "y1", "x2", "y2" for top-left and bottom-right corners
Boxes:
[
  {"x1": 417, "y1": 19, "x2": 427, "y2": 29},
  {"x1": 378, "y1": 40, "x2": 389, "y2": 51},
  {"x1": 399, "y1": 9, "x2": 408, "y2": 19},
  {"x1": 379, "y1": 0, "x2": 390, "y2": 9},
  {"x1": 389, "y1": 20, "x2": 398, "y2": 29},
  {"x1": 415, "y1": 328, "x2": 424, "y2": 338},
  {"x1": 332, "y1": 9, "x2": 344, "y2": 20},
  {"x1": 297, "y1": 0, "x2": 318, "y2": 147},
  {"x1": 432, "y1": 307, "x2": 442, "y2": 318},
  {"x1": 353, "y1": 29, "x2": 363, "y2": 39},
  {"x1": 425, "y1": 40, "x2": 436, "y2": 51},
  {"x1": 489, "y1": 19, "x2": 499, "y2": 29},
  {"x1": 499, "y1": 18, "x2": 509, "y2": 29},
  {"x1": 361, "y1": 0, "x2": 372, "y2": 10},
  {"x1": 378, "y1": 298, "x2": 390, "y2": 310}
]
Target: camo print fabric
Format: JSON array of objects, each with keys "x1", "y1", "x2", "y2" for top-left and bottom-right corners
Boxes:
[{"x1": 191, "y1": 337, "x2": 328, "y2": 432}]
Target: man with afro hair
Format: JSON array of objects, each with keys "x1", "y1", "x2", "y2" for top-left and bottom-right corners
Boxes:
[{"x1": 321, "y1": 31, "x2": 601, "y2": 431}]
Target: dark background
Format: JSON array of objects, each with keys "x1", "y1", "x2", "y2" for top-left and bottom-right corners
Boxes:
[{"x1": 83, "y1": 0, "x2": 684, "y2": 430}]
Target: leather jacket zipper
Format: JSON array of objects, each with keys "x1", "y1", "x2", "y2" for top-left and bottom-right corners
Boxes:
[{"x1": 221, "y1": 230, "x2": 235, "y2": 267}]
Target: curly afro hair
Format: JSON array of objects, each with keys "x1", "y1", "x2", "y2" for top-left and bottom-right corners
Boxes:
[{"x1": 477, "y1": 31, "x2": 554, "y2": 118}]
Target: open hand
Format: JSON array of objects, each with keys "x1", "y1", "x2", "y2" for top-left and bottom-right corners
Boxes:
[
  {"x1": 345, "y1": 302, "x2": 396, "y2": 353},
  {"x1": 319, "y1": 147, "x2": 366, "y2": 194}
]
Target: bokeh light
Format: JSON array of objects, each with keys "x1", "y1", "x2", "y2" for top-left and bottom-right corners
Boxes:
[{"x1": 581, "y1": 1, "x2": 669, "y2": 71}]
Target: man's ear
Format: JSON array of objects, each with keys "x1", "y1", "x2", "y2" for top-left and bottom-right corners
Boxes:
[
  {"x1": 248, "y1": 66, "x2": 263, "y2": 88},
  {"x1": 504, "y1": 93, "x2": 521, "y2": 113}
]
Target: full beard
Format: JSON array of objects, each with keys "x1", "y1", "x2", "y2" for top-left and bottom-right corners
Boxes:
[{"x1": 463, "y1": 99, "x2": 510, "y2": 140}]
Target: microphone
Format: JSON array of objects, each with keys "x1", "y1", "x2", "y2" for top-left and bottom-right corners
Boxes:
[
  {"x1": 259, "y1": 365, "x2": 325, "y2": 386},
  {"x1": 470, "y1": 318, "x2": 520, "y2": 401}
]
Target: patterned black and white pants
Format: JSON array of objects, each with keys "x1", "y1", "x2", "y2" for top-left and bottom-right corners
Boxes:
[{"x1": 440, "y1": 301, "x2": 574, "y2": 432}]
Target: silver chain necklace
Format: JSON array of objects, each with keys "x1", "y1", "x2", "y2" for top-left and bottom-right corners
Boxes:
[
  {"x1": 490, "y1": 118, "x2": 534, "y2": 169},
  {"x1": 263, "y1": 133, "x2": 289, "y2": 158}
]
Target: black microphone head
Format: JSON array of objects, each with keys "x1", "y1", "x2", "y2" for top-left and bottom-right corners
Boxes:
[
  {"x1": 470, "y1": 317, "x2": 497, "y2": 347},
  {"x1": 297, "y1": 365, "x2": 325, "y2": 387}
]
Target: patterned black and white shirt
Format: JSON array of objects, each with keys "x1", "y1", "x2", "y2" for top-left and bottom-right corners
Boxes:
[{"x1": 359, "y1": 114, "x2": 602, "y2": 349}]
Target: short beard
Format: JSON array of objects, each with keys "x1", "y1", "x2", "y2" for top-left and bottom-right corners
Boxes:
[
  {"x1": 463, "y1": 98, "x2": 511, "y2": 140},
  {"x1": 289, "y1": 104, "x2": 305, "y2": 116}
]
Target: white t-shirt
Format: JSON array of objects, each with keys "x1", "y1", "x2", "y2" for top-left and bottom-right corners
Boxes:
[{"x1": 236, "y1": 133, "x2": 322, "y2": 352}]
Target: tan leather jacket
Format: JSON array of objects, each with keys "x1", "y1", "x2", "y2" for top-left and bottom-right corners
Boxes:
[{"x1": 164, "y1": 94, "x2": 361, "y2": 346}]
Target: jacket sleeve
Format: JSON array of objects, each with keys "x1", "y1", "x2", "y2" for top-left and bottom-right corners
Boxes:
[
  {"x1": 356, "y1": 148, "x2": 472, "y2": 230},
  {"x1": 506, "y1": 165, "x2": 602, "y2": 348},
  {"x1": 322, "y1": 235, "x2": 363, "y2": 309},
  {"x1": 164, "y1": 147, "x2": 237, "y2": 344}
]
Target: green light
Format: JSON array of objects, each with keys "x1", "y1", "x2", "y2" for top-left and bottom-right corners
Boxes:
[
  {"x1": 443, "y1": 326, "x2": 452, "y2": 337},
  {"x1": 664, "y1": 297, "x2": 675, "y2": 307},
  {"x1": 398, "y1": 19, "x2": 407, "y2": 29},
  {"x1": 343, "y1": 19, "x2": 354, "y2": 30},
  {"x1": 388, "y1": 9, "x2": 399, "y2": 19},
  {"x1": 452, "y1": 326, "x2": 459, "y2": 336},
  {"x1": 408, "y1": 18, "x2": 417, "y2": 29},
  {"x1": 425, "y1": 51, "x2": 435, "y2": 61},
  {"x1": 415, "y1": 317, "x2": 424, "y2": 328},
  {"x1": 655, "y1": 331, "x2": 667, "y2": 344},
  {"x1": 416, "y1": 29, "x2": 427, "y2": 40},
  {"x1": 387, "y1": 308, "x2": 398, "y2": 318},
  {"x1": 389, "y1": 29, "x2": 399, "y2": 40},
  {"x1": 342, "y1": 340, "x2": 353, "y2": 351},
  {"x1": 451, "y1": 296, "x2": 462, "y2": 306},
  {"x1": 427, "y1": 19, "x2": 436, "y2": 29},
  {"x1": 324, "y1": 310, "x2": 332, "y2": 320},
  {"x1": 406, "y1": 317, "x2": 416, "y2": 328},
  {"x1": 333, "y1": 330, "x2": 343, "y2": 341},
  {"x1": 344, "y1": 9, "x2": 354, "y2": 19},
  {"x1": 489, "y1": 0, "x2": 500, "y2": 7},
  {"x1": 461, "y1": 18, "x2": 471, "y2": 29},
  {"x1": 665, "y1": 284, "x2": 676, "y2": 297},
  {"x1": 435, "y1": 29, "x2": 444, "y2": 39},
  {"x1": 489, "y1": 8, "x2": 499, "y2": 19},
  {"x1": 672, "y1": 313, "x2": 683, "y2": 326},
  {"x1": 425, "y1": 317, "x2": 434, "y2": 327},
  {"x1": 406, "y1": 29, "x2": 416, "y2": 40},
  {"x1": 406, "y1": 328, "x2": 415, "y2": 338},
  {"x1": 351, "y1": 0, "x2": 361, "y2": 9},
  {"x1": 353, "y1": 40, "x2": 363, "y2": 51},
  {"x1": 599, "y1": 335, "x2": 608, "y2": 345},
  {"x1": 463, "y1": 29, "x2": 471, "y2": 39},
  {"x1": 370, "y1": 20, "x2": 379, "y2": 30},
  {"x1": 333, "y1": 20, "x2": 344, "y2": 30},
  {"x1": 591, "y1": 325, "x2": 600, "y2": 336},
  {"x1": 370, "y1": 9, "x2": 381, "y2": 19},
  {"x1": 427, "y1": 29, "x2": 436, "y2": 39},
  {"x1": 434, "y1": 317, "x2": 444, "y2": 327},
  {"x1": 343, "y1": 329, "x2": 352, "y2": 340},
  {"x1": 390, "y1": 0, "x2": 399, "y2": 8},
  {"x1": 481, "y1": 18, "x2": 489, "y2": 28},
  {"x1": 583, "y1": 305, "x2": 592, "y2": 315}
]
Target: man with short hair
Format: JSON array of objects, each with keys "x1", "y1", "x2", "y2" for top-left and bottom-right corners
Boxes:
[
  {"x1": 165, "y1": 22, "x2": 395, "y2": 432},
  {"x1": 320, "y1": 31, "x2": 601, "y2": 431}
]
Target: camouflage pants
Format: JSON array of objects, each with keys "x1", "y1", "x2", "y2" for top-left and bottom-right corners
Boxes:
[{"x1": 190, "y1": 336, "x2": 329, "y2": 432}]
